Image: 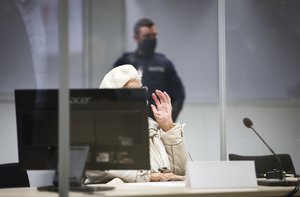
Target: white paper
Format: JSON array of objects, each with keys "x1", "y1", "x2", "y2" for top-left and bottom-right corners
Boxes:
[{"x1": 186, "y1": 161, "x2": 257, "y2": 189}]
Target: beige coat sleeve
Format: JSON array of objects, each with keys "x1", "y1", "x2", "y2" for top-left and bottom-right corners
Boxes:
[
  {"x1": 85, "y1": 169, "x2": 151, "y2": 183},
  {"x1": 159, "y1": 123, "x2": 188, "y2": 175}
]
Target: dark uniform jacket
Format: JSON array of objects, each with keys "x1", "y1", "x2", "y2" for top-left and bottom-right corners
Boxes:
[{"x1": 113, "y1": 52, "x2": 185, "y2": 121}]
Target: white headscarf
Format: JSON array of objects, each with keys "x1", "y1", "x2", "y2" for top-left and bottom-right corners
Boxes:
[{"x1": 99, "y1": 64, "x2": 140, "y2": 89}]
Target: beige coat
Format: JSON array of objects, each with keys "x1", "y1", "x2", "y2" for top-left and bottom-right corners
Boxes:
[{"x1": 86, "y1": 118, "x2": 188, "y2": 183}]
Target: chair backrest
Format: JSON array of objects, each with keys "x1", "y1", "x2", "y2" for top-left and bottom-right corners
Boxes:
[
  {"x1": 0, "y1": 163, "x2": 30, "y2": 188},
  {"x1": 228, "y1": 153, "x2": 296, "y2": 178}
]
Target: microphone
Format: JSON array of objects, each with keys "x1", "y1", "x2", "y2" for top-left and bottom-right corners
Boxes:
[{"x1": 242, "y1": 117, "x2": 284, "y2": 180}]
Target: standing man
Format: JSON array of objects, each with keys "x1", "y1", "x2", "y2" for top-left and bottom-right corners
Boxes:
[{"x1": 113, "y1": 18, "x2": 185, "y2": 121}]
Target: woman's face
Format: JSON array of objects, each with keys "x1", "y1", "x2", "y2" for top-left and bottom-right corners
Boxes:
[{"x1": 123, "y1": 79, "x2": 143, "y2": 89}]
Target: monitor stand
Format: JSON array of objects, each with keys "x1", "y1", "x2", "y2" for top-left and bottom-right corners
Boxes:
[{"x1": 37, "y1": 146, "x2": 115, "y2": 193}]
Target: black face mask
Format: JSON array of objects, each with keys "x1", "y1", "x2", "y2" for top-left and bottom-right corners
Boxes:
[{"x1": 139, "y1": 37, "x2": 157, "y2": 58}]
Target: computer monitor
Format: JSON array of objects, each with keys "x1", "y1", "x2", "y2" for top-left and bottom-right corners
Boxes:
[{"x1": 15, "y1": 89, "x2": 150, "y2": 171}]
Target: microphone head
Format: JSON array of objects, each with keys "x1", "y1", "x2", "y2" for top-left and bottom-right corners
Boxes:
[{"x1": 243, "y1": 117, "x2": 253, "y2": 128}]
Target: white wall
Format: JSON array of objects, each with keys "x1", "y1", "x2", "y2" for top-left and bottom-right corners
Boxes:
[
  {"x1": 179, "y1": 102, "x2": 300, "y2": 172},
  {"x1": 0, "y1": 102, "x2": 18, "y2": 164}
]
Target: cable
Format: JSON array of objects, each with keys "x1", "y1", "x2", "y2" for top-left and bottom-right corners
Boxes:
[
  {"x1": 286, "y1": 177, "x2": 300, "y2": 197},
  {"x1": 188, "y1": 152, "x2": 193, "y2": 161}
]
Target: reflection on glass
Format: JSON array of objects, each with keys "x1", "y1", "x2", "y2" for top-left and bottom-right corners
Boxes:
[
  {"x1": 226, "y1": 0, "x2": 300, "y2": 102},
  {"x1": 226, "y1": 0, "x2": 300, "y2": 175},
  {"x1": 16, "y1": 0, "x2": 48, "y2": 89},
  {"x1": 0, "y1": 0, "x2": 83, "y2": 95}
]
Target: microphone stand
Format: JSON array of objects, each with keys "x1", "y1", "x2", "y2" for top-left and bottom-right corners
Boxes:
[
  {"x1": 249, "y1": 126, "x2": 284, "y2": 180},
  {"x1": 243, "y1": 117, "x2": 299, "y2": 186}
]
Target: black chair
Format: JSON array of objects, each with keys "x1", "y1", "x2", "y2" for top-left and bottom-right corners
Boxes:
[
  {"x1": 228, "y1": 153, "x2": 297, "y2": 178},
  {"x1": 0, "y1": 163, "x2": 30, "y2": 188}
]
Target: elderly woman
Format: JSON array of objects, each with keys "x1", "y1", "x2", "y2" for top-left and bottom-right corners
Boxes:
[{"x1": 86, "y1": 64, "x2": 188, "y2": 183}]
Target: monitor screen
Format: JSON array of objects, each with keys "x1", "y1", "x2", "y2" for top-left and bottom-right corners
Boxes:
[{"x1": 15, "y1": 89, "x2": 150, "y2": 171}]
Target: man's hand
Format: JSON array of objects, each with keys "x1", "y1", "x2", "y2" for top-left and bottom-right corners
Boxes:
[{"x1": 150, "y1": 90, "x2": 174, "y2": 131}]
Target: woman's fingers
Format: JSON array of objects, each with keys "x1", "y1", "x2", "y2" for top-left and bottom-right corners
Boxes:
[
  {"x1": 152, "y1": 92, "x2": 160, "y2": 106},
  {"x1": 155, "y1": 90, "x2": 167, "y2": 103},
  {"x1": 164, "y1": 91, "x2": 171, "y2": 102},
  {"x1": 150, "y1": 104, "x2": 158, "y2": 115},
  {"x1": 153, "y1": 89, "x2": 171, "y2": 105}
]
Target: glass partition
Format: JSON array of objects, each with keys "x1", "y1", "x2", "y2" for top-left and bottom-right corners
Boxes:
[
  {"x1": 0, "y1": 0, "x2": 84, "y2": 188},
  {"x1": 87, "y1": 0, "x2": 220, "y2": 161},
  {"x1": 0, "y1": 0, "x2": 59, "y2": 187},
  {"x1": 4, "y1": 0, "x2": 299, "y2": 188},
  {"x1": 226, "y1": 0, "x2": 300, "y2": 173}
]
